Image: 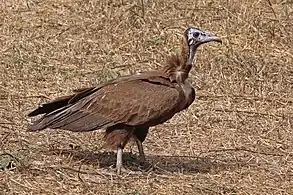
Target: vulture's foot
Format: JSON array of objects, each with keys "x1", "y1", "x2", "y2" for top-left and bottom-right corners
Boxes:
[
  {"x1": 117, "y1": 165, "x2": 132, "y2": 175},
  {"x1": 109, "y1": 164, "x2": 131, "y2": 175},
  {"x1": 138, "y1": 154, "x2": 146, "y2": 165},
  {"x1": 135, "y1": 139, "x2": 146, "y2": 165},
  {"x1": 115, "y1": 147, "x2": 134, "y2": 175},
  {"x1": 138, "y1": 161, "x2": 152, "y2": 172}
]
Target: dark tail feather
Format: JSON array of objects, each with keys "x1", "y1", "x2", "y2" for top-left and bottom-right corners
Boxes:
[
  {"x1": 27, "y1": 105, "x2": 71, "y2": 131},
  {"x1": 27, "y1": 95, "x2": 73, "y2": 117},
  {"x1": 28, "y1": 87, "x2": 96, "y2": 117},
  {"x1": 27, "y1": 87, "x2": 98, "y2": 131}
]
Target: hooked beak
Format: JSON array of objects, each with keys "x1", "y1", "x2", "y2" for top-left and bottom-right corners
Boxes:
[
  {"x1": 200, "y1": 35, "x2": 222, "y2": 44},
  {"x1": 193, "y1": 32, "x2": 222, "y2": 45}
]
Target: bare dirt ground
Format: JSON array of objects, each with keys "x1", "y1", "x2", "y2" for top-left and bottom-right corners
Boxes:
[{"x1": 0, "y1": 0, "x2": 292, "y2": 194}]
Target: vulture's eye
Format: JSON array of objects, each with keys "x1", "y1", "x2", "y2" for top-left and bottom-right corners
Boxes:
[{"x1": 193, "y1": 32, "x2": 200, "y2": 38}]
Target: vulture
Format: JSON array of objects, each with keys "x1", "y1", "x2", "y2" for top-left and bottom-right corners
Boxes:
[{"x1": 28, "y1": 27, "x2": 221, "y2": 174}]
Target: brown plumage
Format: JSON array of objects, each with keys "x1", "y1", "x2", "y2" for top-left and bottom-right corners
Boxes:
[{"x1": 28, "y1": 27, "x2": 221, "y2": 174}]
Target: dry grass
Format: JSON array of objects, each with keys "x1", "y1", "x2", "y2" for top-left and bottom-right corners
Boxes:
[{"x1": 0, "y1": 0, "x2": 293, "y2": 194}]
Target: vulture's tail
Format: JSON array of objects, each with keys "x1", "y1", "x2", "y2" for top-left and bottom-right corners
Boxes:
[
  {"x1": 27, "y1": 87, "x2": 96, "y2": 131},
  {"x1": 27, "y1": 95, "x2": 73, "y2": 117}
]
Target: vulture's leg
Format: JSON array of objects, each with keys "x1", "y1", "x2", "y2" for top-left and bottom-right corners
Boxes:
[
  {"x1": 134, "y1": 127, "x2": 149, "y2": 165},
  {"x1": 116, "y1": 147, "x2": 123, "y2": 175},
  {"x1": 105, "y1": 125, "x2": 133, "y2": 174},
  {"x1": 136, "y1": 139, "x2": 146, "y2": 164},
  {"x1": 115, "y1": 146, "x2": 132, "y2": 175}
]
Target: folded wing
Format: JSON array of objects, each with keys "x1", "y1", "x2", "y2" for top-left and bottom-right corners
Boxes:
[{"x1": 28, "y1": 76, "x2": 181, "y2": 132}]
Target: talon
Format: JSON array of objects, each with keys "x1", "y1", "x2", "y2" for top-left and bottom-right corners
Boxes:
[{"x1": 138, "y1": 161, "x2": 152, "y2": 171}]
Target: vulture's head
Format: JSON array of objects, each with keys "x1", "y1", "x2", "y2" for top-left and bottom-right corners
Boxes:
[
  {"x1": 185, "y1": 27, "x2": 222, "y2": 47},
  {"x1": 184, "y1": 27, "x2": 222, "y2": 65}
]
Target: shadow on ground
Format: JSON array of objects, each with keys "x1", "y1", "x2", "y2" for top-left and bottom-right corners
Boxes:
[{"x1": 42, "y1": 148, "x2": 251, "y2": 175}]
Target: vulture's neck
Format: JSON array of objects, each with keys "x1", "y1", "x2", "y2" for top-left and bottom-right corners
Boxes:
[{"x1": 163, "y1": 39, "x2": 196, "y2": 83}]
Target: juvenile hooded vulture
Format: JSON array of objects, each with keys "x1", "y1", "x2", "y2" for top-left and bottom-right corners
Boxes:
[{"x1": 28, "y1": 27, "x2": 221, "y2": 174}]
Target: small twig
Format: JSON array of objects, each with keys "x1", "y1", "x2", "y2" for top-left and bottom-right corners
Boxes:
[
  {"x1": 141, "y1": 0, "x2": 145, "y2": 19},
  {"x1": 48, "y1": 165, "x2": 116, "y2": 178},
  {"x1": 0, "y1": 122, "x2": 15, "y2": 125},
  {"x1": 77, "y1": 164, "x2": 84, "y2": 183},
  {"x1": 9, "y1": 178, "x2": 36, "y2": 191},
  {"x1": 0, "y1": 132, "x2": 11, "y2": 148},
  {"x1": 52, "y1": 166, "x2": 120, "y2": 184},
  {"x1": 197, "y1": 93, "x2": 293, "y2": 104},
  {"x1": 220, "y1": 5, "x2": 259, "y2": 32},
  {"x1": 266, "y1": 0, "x2": 278, "y2": 19},
  {"x1": 193, "y1": 185, "x2": 223, "y2": 194},
  {"x1": 23, "y1": 95, "x2": 51, "y2": 99},
  {"x1": 201, "y1": 147, "x2": 290, "y2": 157},
  {"x1": 0, "y1": 94, "x2": 50, "y2": 100},
  {"x1": 0, "y1": 152, "x2": 21, "y2": 162},
  {"x1": 213, "y1": 108, "x2": 292, "y2": 119}
]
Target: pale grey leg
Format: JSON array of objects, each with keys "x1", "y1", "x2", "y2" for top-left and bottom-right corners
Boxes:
[
  {"x1": 136, "y1": 139, "x2": 146, "y2": 163},
  {"x1": 116, "y1": 147, "x2": 123, "y2": 175}
]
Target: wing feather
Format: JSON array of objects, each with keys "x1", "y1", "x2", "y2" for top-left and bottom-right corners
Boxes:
[{"x1": 28, "y1": 75, "x2": 182, "y2": 132}]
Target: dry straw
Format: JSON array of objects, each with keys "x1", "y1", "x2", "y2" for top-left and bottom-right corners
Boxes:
[{"x1": 0, "y1": 0, "x2": 292, "y2": 194}]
